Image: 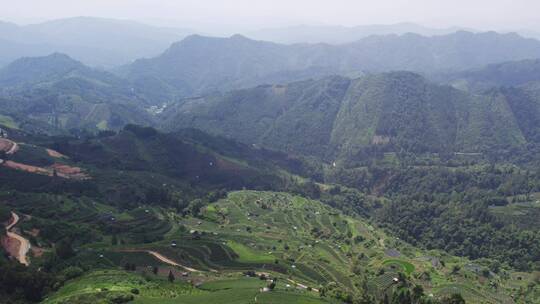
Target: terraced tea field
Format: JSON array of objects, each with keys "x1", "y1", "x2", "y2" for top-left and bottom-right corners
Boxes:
[
  {"x1": 43, "y1": 270, "x2": 338, "y2": 304},
  {"x1": 16, "y1": 190, "x2": 538, "y2": 303},
  {"x1": 153, "y1": 191, "x2": 526, "y2": 303}
]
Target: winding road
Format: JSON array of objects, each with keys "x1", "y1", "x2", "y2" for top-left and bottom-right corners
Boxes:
[
  {"x1": 118, "y1": 249, "x2": 201, "y2": 272},
  {"x1": 7, "y1": 141, "x2": 18, "y2": 155},
  {"x1": 5, "y1": 212, "x2": 31, "y2": 266}
]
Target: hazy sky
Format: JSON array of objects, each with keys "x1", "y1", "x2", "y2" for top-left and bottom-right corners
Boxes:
[{"x1": 2, "y1": 0, "x2": 540, "y2": 33}]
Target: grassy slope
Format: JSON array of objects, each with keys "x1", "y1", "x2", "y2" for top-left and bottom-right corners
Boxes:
[
  {"x1": 12, "y1": 189, "x2": 539, "y2": 303},
  {"x1": 162, "y1": 191, "x2": 527, "y2": 303},
  {"x1": 44, "y1": 270, "x2": 334, "y2": 304},
  {"x1": 0, "y1": 114, "x2": 19, "y2": 129}
]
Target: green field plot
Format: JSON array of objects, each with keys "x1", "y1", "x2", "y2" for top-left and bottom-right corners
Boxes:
[
  {"x1": 382, "y1": 259, "x2": 416, "y2": 275},
  {"x1": 227, "y1": 240, "x2": 275, "y2": 263},
  {"x1": 0, "y1": 114, "x2": 19, "y2": 129}
]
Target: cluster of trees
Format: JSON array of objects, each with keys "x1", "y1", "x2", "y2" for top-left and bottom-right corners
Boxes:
[
  {"x1": 376, "y1": 196, "x2": 540, "y2": 271},
  {"x1": 320, "y1": 274, "x2": 467, "y2": 304},
  {"x1": 0, "y1": 205, "x2": 11, "y2": 223},
  {"x1": 311, "y1": 158, "x2": 540, "y2": 272},
  {"x1": 0, "y1": 251, "x2": 57, "y2": 302}
]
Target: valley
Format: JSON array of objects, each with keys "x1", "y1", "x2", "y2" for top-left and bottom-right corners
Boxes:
[
  {"x1": 0, "y1": 131, "x2": 538, "y2": 303},
  {"x1": 1, "y1": 9, "x2": 540, "y2": 304}
]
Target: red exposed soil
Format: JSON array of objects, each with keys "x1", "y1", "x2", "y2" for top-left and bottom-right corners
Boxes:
[
  {"x1": 50, "y1": 163, "x2": 90, "y2": 179},
  {"x1": 3, "y1": 161, "x2": 90, "y2": 180},
  {"x1": 4, "y1": 160, "x2": 50, "y2": 175},
  {"x1": 0, "y1": 138, "x2": 18, "y2": 154},
  {"x1": 31, "y1": 246, "x2": 45, "y2": 258},
  {"x1": 1, "y1": 235, "x2": 21, "y2": 260},
  {"x1": 46, "y1": 148, "x2": 67, "y2": 158},
  {"x1": 26, "y1": 228, "x2": 40, "y2": 237}
]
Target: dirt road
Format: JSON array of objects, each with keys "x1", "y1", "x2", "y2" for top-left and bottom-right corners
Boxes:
[
  {"x1": 147, "y1": 250, "x2": 200, "y2": 272},
  {"x1": 4, "y1": 212, "x2": 31, "y2": 266},
  {"x1": 0, "y1": 138, "x2": 18, "y2": 155},
  {"x1": 7, "y1": 141, "x2": 18, "y2": 154},
  {"x1": 119, "y1": 249, "x2": 201, "y2": 272}
]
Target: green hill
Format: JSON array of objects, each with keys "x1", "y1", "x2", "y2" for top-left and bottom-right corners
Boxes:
[
  {"x1": 0, "y1": 54, "x2": 168, "y2": 134},
  {"x1": 160, "y1": 72, "x2": 537, "y2": 160}
]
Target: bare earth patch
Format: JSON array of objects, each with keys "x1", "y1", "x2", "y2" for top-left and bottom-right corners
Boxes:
[
  {"x1": 50, "y1": 163, "x2": 90, "y2": 180},
  {"x1": 46, "y1": 148, "x2": 67, "y2": 159},
  {"x1": 26, "y1": 228, "x2": 40, "y2": 237},
  {"x1": 0, "y1": 138, "x2": 18, "y2": 154},
  {"x1": 4, "y1": 160, "x2": 50, "y2": 175},
  {"x1": 1, "y1": 235, "x2": 21, "y2": 260},
  {"x1": 31, "y1": 246, "x2": 45, "y2": 258},
  {"x1": 3, "y1": 161, "x2": 90, "y2": 180}
]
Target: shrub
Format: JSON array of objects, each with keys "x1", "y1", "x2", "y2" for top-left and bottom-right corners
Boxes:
[
  {"x1": 62, "y1": 267, "x2": 84, "y2": 280},
  {"x1": 108, "y1": 293, "x2": 134, "y2": 304}
]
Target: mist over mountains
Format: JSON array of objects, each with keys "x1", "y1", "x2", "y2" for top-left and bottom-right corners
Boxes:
[
  {"x1": 2, "y1": 12, "x2": 540, "y2": 304},
  {"x1": 3, "y1": 23, "x2": 540, "y2": 149},
  {"x1": 246, "y1": 22, "x2": 475, "y2": 44},
  {"x1": 0, "y1": 17, "x2": 195, "y2": 67},
  {"x1": 3, "y1": 16, "x2": 540, "y2": 71},
  {"x1": 119, "y1": 31, "x2": 540, "y2": 98}
]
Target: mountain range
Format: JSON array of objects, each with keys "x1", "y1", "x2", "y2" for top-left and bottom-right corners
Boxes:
[
  {"x1": 122, "y1": 31, "x2": 540, "y2": 97},
  {"x1": 3, "y1": 49, "x2": 540, "y2": 159}
]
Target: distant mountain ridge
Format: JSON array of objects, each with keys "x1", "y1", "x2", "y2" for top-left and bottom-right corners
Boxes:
[
  {"x1": 440, "y1": 58, "x2": 540, "y2": 92},
  {"x1": 122, "y1": 31, "x2": 540, "y2": 97},
  {"x1": 246, "y1": 22, "x2": 475, "y2": 44}
]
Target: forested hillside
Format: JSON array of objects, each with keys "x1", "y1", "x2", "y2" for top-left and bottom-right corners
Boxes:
[
  {"x1": 0, "y1": 53, "x2": 165, "y2": 134},
  {"x1": 440, "y1": 59, "x2": 540, "y2": 92},
  {"x1": 160, "y1": 72, "x2": 540, "y2": 160}
]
